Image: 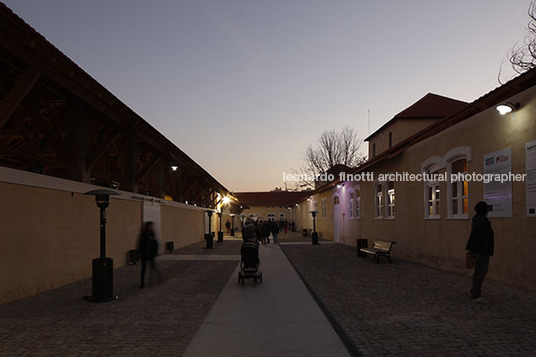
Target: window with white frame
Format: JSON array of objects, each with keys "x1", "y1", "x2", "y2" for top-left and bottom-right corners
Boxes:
[
  {"x1": 449, "y1": 158, "x2": 469, "y2": 217},
  {"x1": 321, "y1": 198, "x2": 327, "y2": 219},
  {"x1": 349, "y1": 191, "x2": 354, "y2": 218},
  {"x1": 375, "y1": 183, "x2": 383, "y2": 218},
  {"x1": 355, "y1": 188, "x2": 361, "y2": 218},
  {"x1": 425, "y1": 167, "x2": 441, "y2": 218},
  {"x1": 387, "y1": 181, "x2": 395, "y2": 218}
]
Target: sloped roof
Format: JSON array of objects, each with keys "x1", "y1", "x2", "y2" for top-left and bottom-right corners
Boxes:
[
  {"x1": 235, "y1": 191, "x2": 312, "y2": 207},
  {"x1": 365, "y1": 93, "x2": 469, "y2": 141},
  {"x1": 311, "y1": 67, "x2": 536, "y2": 198}
]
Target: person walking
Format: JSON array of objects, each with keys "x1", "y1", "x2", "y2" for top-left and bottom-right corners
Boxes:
[
  {"x1": 138, "y1": 221, "x2": 162, "y2": 288},
  {"x1": 225, "y1": 219, "x2": 231, "y2": 234},
  {"x1": 271, "y1": 220, "x2": 279, "y2": 244},
  {"x1": 465, "y1": 201, "x2": 494, "y2": 303}
]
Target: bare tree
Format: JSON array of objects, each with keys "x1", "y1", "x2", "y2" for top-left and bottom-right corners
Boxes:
[
  {"x1": 506, "y1": 1, "x2": 536, "y2": 78},
  {"x1": 288, "y1": 126, "x2": 366, "y2": 189}
]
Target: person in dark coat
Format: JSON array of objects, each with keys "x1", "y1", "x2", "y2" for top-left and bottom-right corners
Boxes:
[
  {"x1": 256, "y1": 219, "x2": 264, "y2": 245},
  {"x1": 271, "y1": 221, "x2": 279, "y2": 244},
  {"x1": 242, "y1": 217, "x2": 257, "y2": 242},
  {"x1": 465, "y1": 201, "x2": 494, "y2": 303},
  {"x1": 138, "y1": 221, "x2": 162, "y2": 288}
]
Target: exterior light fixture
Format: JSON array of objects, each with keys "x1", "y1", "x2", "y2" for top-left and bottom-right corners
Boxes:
[
  {"x1": 171, "y1": 165, "x2": 178, "y2": 171},
  {"x1": 496, "y1": 102, "x2": 520, "y2": 115},
  {"x1": 84, "y1": 189, "x2": 119, "y2": 302}
]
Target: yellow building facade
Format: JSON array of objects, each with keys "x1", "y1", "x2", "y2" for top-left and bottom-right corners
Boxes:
[{"x1": 294, "y1": 71, "x2": 536, "y2": 291}]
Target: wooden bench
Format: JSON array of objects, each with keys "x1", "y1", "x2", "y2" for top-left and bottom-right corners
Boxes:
[{"x1": 359, "y1": 240, "x2": 396, "y2": 264}]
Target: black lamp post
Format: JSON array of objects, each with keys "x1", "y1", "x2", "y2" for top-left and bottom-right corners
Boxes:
[
  {"x1": 230, "y1": 214, "x2": 235, "y2": 236},
  {"x1": 205, "y1": 210, "x2": 214, "y2": 249},
  {"x1": 217, "y1": 212, "x2": 223, "y2": 243},
  {"x1": 310, "y1": 210, "x2": 319, "y2": 245},
  {"x1": 84, "y1": 189, "x2": 119, "y2": 302}
]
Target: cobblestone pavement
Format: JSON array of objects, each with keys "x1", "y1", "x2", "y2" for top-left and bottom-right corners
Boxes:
[
  {"x1": 281, "y1": 241, "x2": 536, "y2": 356},
  {"x1": 0, "y1": 241, "x2": 238, "y2": 356},
  {"x1": 4, "y1": 236, "x2": 536, "y2": 356}
]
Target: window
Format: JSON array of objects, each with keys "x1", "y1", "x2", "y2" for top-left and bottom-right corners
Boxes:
[
  {"x1": 321, "y1": 198, "x2": 327, "y2": 219},
  {"x1": 355, "y1": 189, "x2": 361, "y2": 218},
  {"x1": 425, "y1": 167, "x2": 441, "y2": 218},
  {"x1": 450, "y1": 158, "x2": 469, "y2": 217},
  {"x1": 375, "y1": 183, "x2": 383, "y2": 218},
  {"x1": 387, "y1": 181, "x2": 395, "y2": 218},
  {"x1": 349, "y1": 191, "x2": 354, "y2": 218},
  {"x1": 267, "y1": 213, "x2": 276, "y2": 221}
]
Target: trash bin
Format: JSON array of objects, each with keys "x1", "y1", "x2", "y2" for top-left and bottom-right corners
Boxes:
[
  {"x1": 357, "y1": 238, "x2": 368, "y2": 257},
  {"x1": 165, "y1": 241, "x2": 174, "y2": 253},
  {"x1": 128, "y1": 249, "x2": 139, "y2": 264},
  {"x1": 312, "y1": 232, "x2": 319, "y2": 245},
  {"x1": 205, "y1": 233, "x2": 213, "y2": 249},
  {"x1": 217, "y1": 231, "x2": 224, "y2": 243},
  {"x1": 91, "y1": 257, "x2": 114, "y2": 301}
]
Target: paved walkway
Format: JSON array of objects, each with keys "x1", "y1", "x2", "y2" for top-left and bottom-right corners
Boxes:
[
  {"x1": 2, "y1": 232, "x2": 536, "y2": 356},
  {"x1": 281, "y1": 239, "x2": 536, "y2": 356},
  {"x1": 182, "y1": 243, "x2": 349, "y2": 357}
]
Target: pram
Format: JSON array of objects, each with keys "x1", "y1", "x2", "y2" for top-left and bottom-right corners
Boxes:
[{"x1": 238, "y1": 241, "x2": 262, "y2": 285}]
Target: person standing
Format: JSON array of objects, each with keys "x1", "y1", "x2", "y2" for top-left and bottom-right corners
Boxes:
[
  {"x1": 465, "y1": 201, "x2": 494, "y2": 303},
  {"x1": 138, "y1": 221, "x2": 162, "y2": 288}
]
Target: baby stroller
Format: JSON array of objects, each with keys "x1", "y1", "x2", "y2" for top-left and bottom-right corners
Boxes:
[{"x1": 238, "y1": 241, "x2": 263, "y2": 286}]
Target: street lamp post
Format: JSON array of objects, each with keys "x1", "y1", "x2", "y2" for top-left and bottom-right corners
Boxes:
[
  {"x1": 84, "y1": 189, "x2": 119, "y2": 302},
  {"x1": 205, "y1": 210, "x2": 214, "y2": 249},
  {"x1": 310, "y1": 210, "x2": 319, "y2": 245},
  {"x1": 217, "y1": 212, "x2": 223, "y2": 243}
]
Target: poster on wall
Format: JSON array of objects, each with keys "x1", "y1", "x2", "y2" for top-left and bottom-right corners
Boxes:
[
  {"x1": 483, "y1": 147, "x2": 512, "y2": 218},
  {"x1": 526, "y1": 140, "x2": 536, "y2": 217}
]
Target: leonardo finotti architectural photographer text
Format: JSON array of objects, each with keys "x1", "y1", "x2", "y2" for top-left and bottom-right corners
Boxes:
[{"x1": 282, "y1": 171, "x2": 527, "y2": 183}]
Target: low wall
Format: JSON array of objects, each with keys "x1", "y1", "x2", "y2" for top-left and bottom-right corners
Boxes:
[{"x1": 0, "y1": 168, "x2": 206, "y2": 304}]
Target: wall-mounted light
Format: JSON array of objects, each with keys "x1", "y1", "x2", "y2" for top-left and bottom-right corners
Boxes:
[
  {"x1": 496, "y1": 102, "x2": 520, "y2": 115},
  {"x1": 171, "y1": 165, "x2": 178, "y2": 171}
]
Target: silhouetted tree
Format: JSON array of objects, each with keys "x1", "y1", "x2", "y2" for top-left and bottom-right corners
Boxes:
[
  {"x1": 288, "y1": 126, "x2": 366, "y2": 190},
  {"x1": 508, "y1": 1, "x2": 536, "y2": 76}
]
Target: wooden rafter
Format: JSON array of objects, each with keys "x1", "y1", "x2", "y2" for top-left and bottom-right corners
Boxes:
[{"x1": 0, "y1": 67, "x2": 40, "y2": 130}]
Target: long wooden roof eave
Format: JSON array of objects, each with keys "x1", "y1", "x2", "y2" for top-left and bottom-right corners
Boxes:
[{"x1": 0, "y1": 3, "x2": 232, "y2": 197}]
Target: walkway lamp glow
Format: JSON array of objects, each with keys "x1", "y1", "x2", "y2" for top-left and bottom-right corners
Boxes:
[
  {"x1": 309, "y1": 210, "x2": 319, "y2": 245},
  {"x1": 84, "y1": 189, "x2": 119, "y2": 302}
]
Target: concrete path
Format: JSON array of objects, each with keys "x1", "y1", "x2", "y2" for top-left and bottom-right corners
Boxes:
[{"x1": 182, "y1": 243, "x2": 350, "y2": 357}]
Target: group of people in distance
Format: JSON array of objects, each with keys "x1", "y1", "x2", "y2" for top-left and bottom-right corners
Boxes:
[{"x1": 241, "y1": 218, "x2": 293, "y2": 245}]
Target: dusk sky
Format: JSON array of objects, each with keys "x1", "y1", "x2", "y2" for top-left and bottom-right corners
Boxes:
[{"x1": 3, "y1": 0, "x2": 530, "y2": 192}]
